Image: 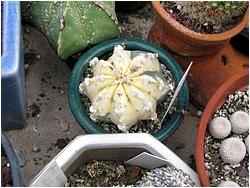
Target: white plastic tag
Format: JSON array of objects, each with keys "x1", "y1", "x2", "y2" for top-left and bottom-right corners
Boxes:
[{"x1": 124, "y1": 152, "x2": 169, "y2": 169}]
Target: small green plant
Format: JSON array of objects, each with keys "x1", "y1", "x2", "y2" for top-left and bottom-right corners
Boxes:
[
  {"x1": 22, "y1": 1, "x2": 120, "y2": 60},
  {"x1": 164, "y1": 1, "x2": 248, "y2": 33}
]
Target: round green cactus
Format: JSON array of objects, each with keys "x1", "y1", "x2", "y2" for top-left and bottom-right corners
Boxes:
[
  {"x1": 22, "y1": 1, "x2": 120, "y2": 60},
  {"x1": 79, "y1": 45, "x2": 173, "y2": 132}
]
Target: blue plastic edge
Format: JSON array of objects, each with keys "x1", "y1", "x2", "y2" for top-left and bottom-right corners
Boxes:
[{"x1": 1, "y1": 1, "x2": 26, "y2": 129}]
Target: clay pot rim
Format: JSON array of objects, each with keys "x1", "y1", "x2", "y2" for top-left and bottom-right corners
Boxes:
[
  {"x1": 152, "y1": 1, "x2": 249, "y2": 42},
  {"x1": 195, "y1": 70, "x2": 249, "y2": 186}
]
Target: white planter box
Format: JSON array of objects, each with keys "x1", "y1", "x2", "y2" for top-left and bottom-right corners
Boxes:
[{"x1": 29, "y1": 133, "x2": 200, "y2": 187}]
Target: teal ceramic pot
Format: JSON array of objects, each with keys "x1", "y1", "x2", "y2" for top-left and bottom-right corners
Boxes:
[{"x1": 68, "y1": 38, "x2": 189, "y2": 141}]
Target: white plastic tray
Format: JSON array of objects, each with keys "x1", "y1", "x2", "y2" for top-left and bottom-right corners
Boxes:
[{"x1": 29, "y1": 133, "x2": 200, "y2": 187}]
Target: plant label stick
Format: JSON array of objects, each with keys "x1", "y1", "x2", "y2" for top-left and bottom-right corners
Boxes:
[{"x1": 160, "y1": 61, "x2": 193, "y2": 125}]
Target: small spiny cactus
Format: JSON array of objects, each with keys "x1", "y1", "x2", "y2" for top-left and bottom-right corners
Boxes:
[
  {"x1": 164, "y1": 1, "x2": 248, "y2": 33},
  {"x1": 219, "y1": 137, "x2": 246, "y2": 165},
  {"x1": 79, "y1": 45, "x2": 173, "y2": 132},
  {"x1": 218, "y1": 180, "x2": 240, "y2": 187},
  {"x1": 229, "y1": 111, "x2": 249, "y2": 134},
  {"x1": 209, "y1": 117, "x2": 231, "y2": 139}
]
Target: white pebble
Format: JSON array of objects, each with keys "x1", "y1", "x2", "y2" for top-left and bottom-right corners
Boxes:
[{"x1": 196, "y1": 111, "x2": 203, "y2": 117}]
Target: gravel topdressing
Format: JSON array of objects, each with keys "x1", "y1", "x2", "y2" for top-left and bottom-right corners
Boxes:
[
  {"x1": 135, "y1": 164, "x2": 195, "y2": 187},
  {"x1": 204, "y1": 89, "x2": 249, "y2": 187},
  {"x1": 80, "y1": 61, "x2": 177, "y2": 134}
]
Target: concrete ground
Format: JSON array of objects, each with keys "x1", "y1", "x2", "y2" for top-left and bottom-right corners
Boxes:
[{"x1": 5, "y1": 3, "x2": 201, "y2": 186}]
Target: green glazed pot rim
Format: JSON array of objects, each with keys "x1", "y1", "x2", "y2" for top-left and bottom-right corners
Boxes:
[{"x1": 68, "y1": 38, "x2": 189, "y2": 141}]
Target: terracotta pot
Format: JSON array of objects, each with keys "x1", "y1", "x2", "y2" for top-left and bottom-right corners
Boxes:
[
  {"x1": 148, "y1": 1, "x2": 249, "y2": 108},
  {"x1": 196, "y1": 70, "x2": 249, "y2": 186},
  {"x1": 1, "y1": 131, "x2": 23, "y2": 186},
  {"x1": 173, "y1": 44, "x2": 249, "y2": 108},
  {"x1": 149, "y1": 1, "x2": 249, "y2": 57}
]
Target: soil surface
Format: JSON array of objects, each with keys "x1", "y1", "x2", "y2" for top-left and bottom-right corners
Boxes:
[
  {"x1": 66, "y1": 160, "x2": 148, "y2": 187},
  {"x1": 1, "y1": 151, "x2": 12, "y2": 187},
  {"x1": 163, "y1": 1, "x2": 248, "y2": 34}
]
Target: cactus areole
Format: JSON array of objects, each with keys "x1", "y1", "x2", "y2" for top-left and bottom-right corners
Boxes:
[
  {"x1": 22, "y1": 1, "x2": 120, "y2": 60},
  {"x1": 68, "y1": 39, "x2": 189, "y2": 140}
]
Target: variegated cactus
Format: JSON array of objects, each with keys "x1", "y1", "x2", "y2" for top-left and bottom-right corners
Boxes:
[
  {"x1": 22, "y1": 1, "x2": 120, "y2": 60},
  {"x1": 79, "y1": 45, "x2": 173, "y2": 132}
]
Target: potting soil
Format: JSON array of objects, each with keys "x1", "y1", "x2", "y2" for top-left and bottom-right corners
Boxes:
[
  {"x1": 66, "y1": 160, "x2": 148, "y2": 187},
  {"x1": 1, "y1": 150, "x2": 12, "y2": 187},
  {"x1": 163, "y1": 1, "x2": 248, "y2": 34}
]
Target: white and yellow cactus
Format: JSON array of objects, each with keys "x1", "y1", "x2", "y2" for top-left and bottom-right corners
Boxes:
[{"x1": 79, "y1": 45, "x2": 173, "y2": 132}]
